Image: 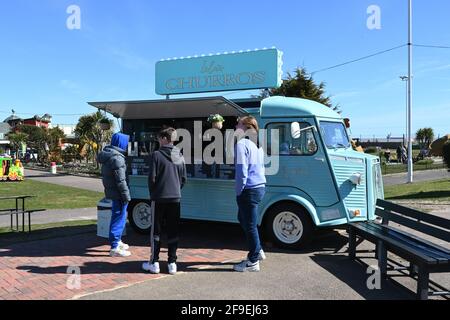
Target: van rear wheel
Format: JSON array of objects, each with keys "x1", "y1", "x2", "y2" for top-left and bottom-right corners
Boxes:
[
  {"x1": 128, "y1": 200, "x2": 152, "y2": 234},
  {"x1": 264, "y1": 203, "x2": 313, "y2": 249}
]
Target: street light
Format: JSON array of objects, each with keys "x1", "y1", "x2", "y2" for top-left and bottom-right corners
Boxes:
[
  {"x1": 407, "y1": 0, "x2": 413, "y2": 183},
  {"x1": 400, "y1": 76, "x2": 408, "y2": 147}
]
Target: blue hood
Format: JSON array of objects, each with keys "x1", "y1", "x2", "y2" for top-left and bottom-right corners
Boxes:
[{"x1": 111, "y1": 133, "x2": 130, "y2": 152}]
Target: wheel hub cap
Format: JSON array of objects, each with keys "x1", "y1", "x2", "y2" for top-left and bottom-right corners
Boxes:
[{"x1": 273, "y1": 211, "x2": 304, "y2": 244}]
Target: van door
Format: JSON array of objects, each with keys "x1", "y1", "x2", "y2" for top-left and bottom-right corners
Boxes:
[{"x1": 262, "y1": 119, "x2": 339, "y2": 207}]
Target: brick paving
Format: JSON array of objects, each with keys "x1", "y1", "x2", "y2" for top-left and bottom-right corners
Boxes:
[{"x1": 0, "y1": 222, "x2": 247, "y2": 300}]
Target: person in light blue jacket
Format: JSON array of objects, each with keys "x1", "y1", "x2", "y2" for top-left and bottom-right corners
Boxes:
[
  {"x1": 233, "y1": 116, "x2": 267, "y2": 272},
  {"x1": 98, "y1": 133, "x2": 131, "y2": 257}
]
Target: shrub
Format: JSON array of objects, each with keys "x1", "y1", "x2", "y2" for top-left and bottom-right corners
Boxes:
[
  {"x1": 443, "y1": 142, "x2": 450, "y2": 170},
  {"x1": 415, "y1": 159, "x2": 434, "y2": 166},
  {"x1": 365, "y1": 147, "x2": 378, "y2": 154}
]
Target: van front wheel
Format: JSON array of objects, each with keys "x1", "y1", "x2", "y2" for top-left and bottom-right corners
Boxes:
[
  {"x1": 264, "y1": 204, "x2": 313, "y2": 249},
  {"x1": 128, "y1": 200, "x2": 152, "y2": 234}
]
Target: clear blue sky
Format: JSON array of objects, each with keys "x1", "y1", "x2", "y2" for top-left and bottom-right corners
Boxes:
[{"x1": 0, "y1": 0, "x2": 449, "y2": 138}]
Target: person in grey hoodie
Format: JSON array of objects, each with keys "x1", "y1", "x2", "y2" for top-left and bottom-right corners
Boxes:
[
  {"x1": 142, "y1": 127, "x2": 187, "y2": 275},
  {"x1": 97, "y1": 132, "x2": 132, "y2": 257}
]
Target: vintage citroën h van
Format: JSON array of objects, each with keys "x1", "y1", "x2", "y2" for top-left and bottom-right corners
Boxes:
[{"x1": 89, "y1": 49, "x2": 383, "y2": 249}]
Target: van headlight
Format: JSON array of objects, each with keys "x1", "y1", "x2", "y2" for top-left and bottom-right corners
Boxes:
[{"x1": 348, "y1": 209, "x2": 362, "y2": 217}]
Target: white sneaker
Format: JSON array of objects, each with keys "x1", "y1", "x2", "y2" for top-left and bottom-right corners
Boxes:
[
  {"x1": 168, "y1": 263, "x2": 177, "y2": 275},
  {"x1": 118, "y1": 241, "x2": 129, "y2": 250},
  {"x1": 110, "y1": 247, "x2": 131, "y2": 257},
  {"x1": 233, "y1": 259, "x2": 260, "y2": 272},
  {"x1": 258, "y1": 249, "x2": 266, "y2": 261},
  {"x1": 142, "y1": 261, "x2": 160, "y2": 274}
]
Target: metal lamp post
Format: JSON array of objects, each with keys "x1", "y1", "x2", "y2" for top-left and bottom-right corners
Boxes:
[
  {"x1": 400, "y1": 76, "x2": 408, "y2": 147},
  {"x1": 407, "y1": 0, "x2": 413, "y2": 183}
]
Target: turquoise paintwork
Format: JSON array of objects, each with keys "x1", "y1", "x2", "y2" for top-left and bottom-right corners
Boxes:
[
  {"x1": 128, "y1": 96, "x2": 384, "y2": 228},
  {"x1": 155, "y1": 48, "x2": 283, "y2": 95},
  {"x1": 260, "y1": 96, "x2": 340, "y2": 119}
]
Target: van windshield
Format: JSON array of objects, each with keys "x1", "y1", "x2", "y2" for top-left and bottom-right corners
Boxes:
[{"x1": 320, "y1": 121, "x2": 350, "y2": 149}]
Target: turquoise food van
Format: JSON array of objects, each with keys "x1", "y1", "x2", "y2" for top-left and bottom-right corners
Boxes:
[{"x1": 89, "y1": 95, "x2": 384, "y2": 249}]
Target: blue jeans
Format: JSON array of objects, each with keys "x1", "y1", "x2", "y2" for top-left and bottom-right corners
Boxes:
[
  {"x1": 237, "y1": 187, "x2": 266, "y2": 263},
  {"x1": 109, "y1": 200, "x2": 129, "y2": 250}
]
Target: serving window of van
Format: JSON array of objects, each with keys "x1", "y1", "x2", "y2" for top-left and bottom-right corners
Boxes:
[
  {"x1": 266, "y1": 122, "x2": 318, "y2": 156},
  {"x1": 123, "y1": 117, "x2": 238, "y2": 180}
]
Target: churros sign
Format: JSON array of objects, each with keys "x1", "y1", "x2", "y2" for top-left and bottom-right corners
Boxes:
[{"x1": 155, "y1": 48, "x2": 283, "y2": 95}]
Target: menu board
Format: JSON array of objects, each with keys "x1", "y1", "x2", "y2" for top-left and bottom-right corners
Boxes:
[
  {"x1": 186, "y1": 163, "x2": 235, "y2": 180},
  {"x1": 127, "y1": 156, "x2": 151, "y2": 176}
]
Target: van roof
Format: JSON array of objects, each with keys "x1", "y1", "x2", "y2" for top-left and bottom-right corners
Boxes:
[{"x1": 260, "y1": 96, "x2": 341, "y2": 119}]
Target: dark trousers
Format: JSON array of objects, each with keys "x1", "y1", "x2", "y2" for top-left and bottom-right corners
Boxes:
[
  {"x1": 237, "y1": 187, "x2": 266, "y2": 263},
  {"x1": 150, "y1": 201, "x2": 181, "y2": 264}
]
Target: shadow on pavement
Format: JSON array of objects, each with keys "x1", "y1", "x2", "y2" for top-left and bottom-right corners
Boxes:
[
  {"x1": 310, "y1": 254, "x2": 414, "y2": 300},
  {"x1": 0, "y1": 220, "x2": 349, "y2": 259},
  {"x1": 16, "y1": 260, "x2": 235, "y2": 275},
  {"x1": 3, "y1": 219, "x2": 358, "y2": 281}
]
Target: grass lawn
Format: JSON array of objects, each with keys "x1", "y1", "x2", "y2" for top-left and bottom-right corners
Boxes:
[
  {"x1": 385, "y1": 178, "x2": 450, "y2": 201},
  {"x1": 0, "y1": 179, "x2": 104, "y2": 210}
]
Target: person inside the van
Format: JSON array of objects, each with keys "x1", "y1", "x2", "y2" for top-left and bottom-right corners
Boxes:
[
  {"x1": 97, "y1": 132, "x2": 132, "y2": 257},
  {"x1": 233, "y1": 116, "x2": 267, "y2": 272},
  {"x1": 280, "y1": 142, "x2": 290, "y2": 155},
  {"x1": 142, "y1": 127, "x2": 187, "y2": 275}
]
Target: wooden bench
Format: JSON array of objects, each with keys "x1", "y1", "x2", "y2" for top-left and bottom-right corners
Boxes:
[{"x1": 348, "y1": 199, "x2": 450, "y2": 300}]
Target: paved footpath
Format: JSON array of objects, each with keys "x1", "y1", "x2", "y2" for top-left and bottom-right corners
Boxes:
[
  {"x1": 0, "y1": 222, "x2": 246, "y2": 300},
  {"x1": 25, "y1": 169, "x2": 104, "y2": 193},
  {"x1": 383, "y1": 169, "x2": 450, "y2": 186},
  {"x1": 2, "y1": 220, "x2": 442, "y2": 300}
]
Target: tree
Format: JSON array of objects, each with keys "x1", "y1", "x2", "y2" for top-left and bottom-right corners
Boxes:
[
  {"x1": 75, "y1": 111, "x2": 114, "y2": 167},
  {"x1": 7, "y1": 132, "x2": 28, "y2": 158},
  {"x1": 262, "y1": 67, "x2": 336, "y2": 108},
  {"x1": 416, "y1": 128, "x2": 434, "y2": 149},
  {"x1": 16, "y1": 125, "x2": 48, "y2": 163},
  {"x1": 47, "y1": 127, "x2": 66, "y2": 162},
  {"x1": 443, "y1": 142, "x2": 450, "y2": 171},
  {"x1": 15, "y1": 125, "x2": 66, "y2": 164},
  {"x1": 62, "y1": 144, "x2": 82, "y2": 163}
]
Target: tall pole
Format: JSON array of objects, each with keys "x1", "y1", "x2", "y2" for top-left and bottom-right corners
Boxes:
[
  {"x1": 400, "y1": 76, "x2": 408, "y2": 147},
  {"x1": 407, "y1": 0, "x2": 413, "y2": 183}
]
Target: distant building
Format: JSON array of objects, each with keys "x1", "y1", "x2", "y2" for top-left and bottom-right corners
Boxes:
[
  {"x1": 357, "y1": 137, "x2": 416, "y2": 150},
  {"x1": 0, "y1": 122, "x2": 12, "y2": 155},
  {"x1": 23, "y1": 114, "x2": 52, "y2": 128},
  {"x1": 52, "y1": 124, "x2": 78, "y2": 151},
  {"x1": 52, "y1": 124, "x2": 76, "y2": 139},
  {"x1": 3, "y1": 112, "x2": 22, "y2": 128}
]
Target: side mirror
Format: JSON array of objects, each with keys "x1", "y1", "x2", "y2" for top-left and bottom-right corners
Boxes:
[
  {"x1": 291, "y1": 122, "x2": 316, "y2": 139},
  {"x1": 291, "y1": 122, "x2": 301, "y2": 139}
]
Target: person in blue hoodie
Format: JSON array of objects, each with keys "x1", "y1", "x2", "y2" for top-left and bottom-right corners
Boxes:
[
  {"x1": 233, "y1": 116, "x2": 267, "y2": 272},
  {"x1": 97, "y1": 133, "x2": 132, "y2": 257}
]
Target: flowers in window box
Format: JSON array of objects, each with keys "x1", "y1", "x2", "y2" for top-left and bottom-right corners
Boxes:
[
  {"x1": 99, "y1": 118, "x2": 112, "y2": 130},
  {"x1": 207, "y1": 114, "x2": 225, "y2": 129}
]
